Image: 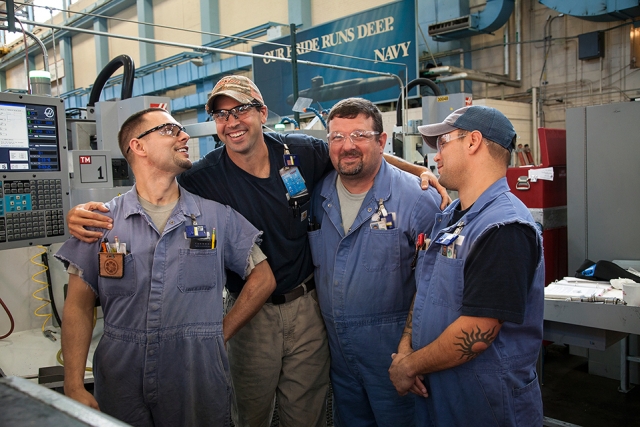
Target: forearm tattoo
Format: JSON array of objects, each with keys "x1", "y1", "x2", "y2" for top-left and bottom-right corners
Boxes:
[
  {"x1": 402, "y1": 299, "x2": 415, "y2": 338},
  {"x1": 402, "y1": 311, "x2": 413, "y2": 338},
  {"x1": 454, "y1": 325, "x2": 498, "y2": 361}
]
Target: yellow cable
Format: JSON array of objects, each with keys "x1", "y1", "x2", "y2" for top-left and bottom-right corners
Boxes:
[
  {"x1": 31, "y1": 248, "x2": 99, "y2": 374},
  {"x1": 32, "y1": 246, "x2": 99, "y2": 373},
  {"x1": 30, "y1": 245, "x2": 52, "y2": 332},
  {"x1": 56, "y1": 348, "x2": 92, "y2": 372}
]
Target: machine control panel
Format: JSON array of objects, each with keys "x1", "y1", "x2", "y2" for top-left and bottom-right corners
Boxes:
[{"x1": 0, "y1": 93, "x2": 70, "y2": 250}]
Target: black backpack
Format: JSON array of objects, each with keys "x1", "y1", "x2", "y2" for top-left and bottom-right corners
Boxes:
[{"x1": 575, "y1": 259, "x2": 640, "y2": 282}]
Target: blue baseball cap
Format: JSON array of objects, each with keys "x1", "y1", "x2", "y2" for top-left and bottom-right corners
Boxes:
[{"x1": 418, "y1": 106, "x2": 517, "y2": 151}]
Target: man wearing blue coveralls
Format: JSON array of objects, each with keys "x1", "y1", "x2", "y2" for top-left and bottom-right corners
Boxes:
[
  {"x1": 56, "y1": 108, "x2": 276, "y2": 427},
  {"x1": 307, "y1": 98, "x2": 441, "y2": 426},
  {"x1": 389, "y1": 106, "x2": 544, "y2": 426}
]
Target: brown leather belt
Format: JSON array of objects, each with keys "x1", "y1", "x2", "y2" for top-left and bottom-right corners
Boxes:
[
  {"x1": 267, "y1": 277, "x2": 315, "y2": 305},
  {"x1": 228, "y1": 277, "x2": 315, "y2": 305}
]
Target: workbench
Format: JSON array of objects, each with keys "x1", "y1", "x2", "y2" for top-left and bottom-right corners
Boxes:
[
  {"x1": 0, "y1": 320, "x2": 103, "y2": 388},
  {"x1": 543, "y1": 299, "x2": 640, "y2": 392}
]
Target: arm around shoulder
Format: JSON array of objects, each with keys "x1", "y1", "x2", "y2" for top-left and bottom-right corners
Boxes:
[
  {"x1": 383, "y1": 154, "x2": 450, "y2": 209},
  {"x1": 66, "y1": 202, "x2": 113, "y2": 243}
]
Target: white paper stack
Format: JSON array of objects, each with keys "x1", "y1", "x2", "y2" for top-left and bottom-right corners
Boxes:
[{"x1": 545, "y1": 278, "x2": 613, "y2": 300}]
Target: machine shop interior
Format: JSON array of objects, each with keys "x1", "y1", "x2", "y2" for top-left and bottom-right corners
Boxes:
[{"x1": 0, "y1": 0, "x2": 639, "y2": 426}]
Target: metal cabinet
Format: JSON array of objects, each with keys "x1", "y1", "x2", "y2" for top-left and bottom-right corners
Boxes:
[{"x1": 566, "y1": 102, "x2": 640, "y2": 274}]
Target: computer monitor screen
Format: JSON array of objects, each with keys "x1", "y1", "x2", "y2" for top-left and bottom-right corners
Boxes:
[{"x1": 0, "y1": 100, "x2": 62, "y2": 172}]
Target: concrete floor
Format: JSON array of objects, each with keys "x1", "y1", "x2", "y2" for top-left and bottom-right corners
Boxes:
[
  {"x1": 304, "y1": 343, "x2": 639, "y2": 427},
  {"x1": 541, "y1": 344, "x2": 640, "y2": 427},
  {"x1": 263, "y1": 343, "x2": 640, "y2": 427}
]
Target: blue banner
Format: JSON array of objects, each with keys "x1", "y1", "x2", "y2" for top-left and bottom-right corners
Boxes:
[{"x1": 252, "y1": 0, "x2": 416, "y2": 117}]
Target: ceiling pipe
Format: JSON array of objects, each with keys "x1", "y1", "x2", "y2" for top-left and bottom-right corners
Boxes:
[
  {"x1": 434, "y1": 71, "x2": 522, "y2": 88},
  {"x1": 504, "y1": 12, "x2": 510, "y2": 76},
  {"x1": 0, "y1": 24, "x2": 49, "y2": 71},
  {"x1": 426, "y1": 50, "x2": 522, "y2": 88},
  {"x1": 515, "y1": 0, "x2": 522, "y2": 81}
]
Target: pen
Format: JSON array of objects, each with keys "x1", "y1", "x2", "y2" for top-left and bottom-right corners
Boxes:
[{"x1": 411, "y1": 233, "x2": 425, "y2": 270}]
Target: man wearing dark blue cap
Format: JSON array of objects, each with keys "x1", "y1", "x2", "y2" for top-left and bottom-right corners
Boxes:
[{"x1": 389, "y1": 105, "x2": 544, "y2": 426}]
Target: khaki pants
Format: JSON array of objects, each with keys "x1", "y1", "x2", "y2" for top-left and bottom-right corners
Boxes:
[{"x1": 225, "y1": 290, "x2": 330, "y2": 427}]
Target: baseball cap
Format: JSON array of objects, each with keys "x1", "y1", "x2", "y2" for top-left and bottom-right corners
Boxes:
[
  {"x1": 205, "y1": 75, "x2": 264, "y2": 114},
  {"x1": 417, "y1": 105, "x2": 517, "y2": 151}
]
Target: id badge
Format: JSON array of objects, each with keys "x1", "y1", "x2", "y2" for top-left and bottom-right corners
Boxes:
[
  {"x1": 435, "y1": 232, "x2": 459, "y2": 246},
  {"x1": 370, "y1": 221, "x2": 387, "y2": 230},
  {"x1": 280, "y1": 166, "x2": 307, "y2": 198},
  {"x1": 185, "y1": 225, "x2": 208, "y2": 238}
]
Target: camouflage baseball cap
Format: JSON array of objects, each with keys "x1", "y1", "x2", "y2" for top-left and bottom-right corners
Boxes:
[{"x1": 205, "y1": 75, "x2": 264, "y2": 114}]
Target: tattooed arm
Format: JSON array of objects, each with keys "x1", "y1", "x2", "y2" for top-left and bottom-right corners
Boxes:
[
  {"x1": 397, "y1": 295, "x2": 415, "y2": 354},
  {"x1": 390, "y1": 296, "x2": 431, "y2": 397},
  {"x1": 389, "y1": 315, "x2": 502, "y2": 396}
]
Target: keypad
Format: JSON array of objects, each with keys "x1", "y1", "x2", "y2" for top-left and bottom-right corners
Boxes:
[{"x1": 0, "y1": 179, "x2": 65, "y2": 242}]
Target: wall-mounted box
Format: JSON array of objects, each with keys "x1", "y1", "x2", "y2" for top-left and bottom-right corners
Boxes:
[{"x1": 578, "y1": 31, "x2": 605, "y2": 60}]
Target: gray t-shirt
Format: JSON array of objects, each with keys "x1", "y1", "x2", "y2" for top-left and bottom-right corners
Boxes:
[{"x1": 336, "y1": 176, "x2": 367, "y2": 234}]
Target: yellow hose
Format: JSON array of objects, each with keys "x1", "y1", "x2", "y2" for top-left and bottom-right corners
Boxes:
[{"x1": 30, "y1": 246, "x2": 52, "y2": 332}]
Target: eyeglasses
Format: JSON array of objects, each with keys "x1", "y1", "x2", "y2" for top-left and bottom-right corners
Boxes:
[
  {"x1": 128, "y1": 123, "x2": 186, "y2": 153},
  {"x1": 210, "y1": 103, "x2": 263, "y2": 122},
  {"x1": 327, "y1": 130, "x2": 380, "y2": 145},
  {"x1": 436, "y1": 132, "x2": 467, "y2": 152},
  {"x1": 137, "y1": 123, "x2": 186, "y2": 140}
]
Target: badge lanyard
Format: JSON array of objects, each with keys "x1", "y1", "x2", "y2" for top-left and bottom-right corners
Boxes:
[
  {"x1": 369, "y1": 199, "x2": 396, "y2": 230},
  {"x1": 280, "y1": 144, "x2": 309, "y2": 218},
  {"x1": 435, "y1": 220, "x2": 465, "y2": 258}
]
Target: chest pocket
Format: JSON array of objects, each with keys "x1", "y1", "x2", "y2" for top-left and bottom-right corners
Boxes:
[
  {"x1": 286, "y1": 198, "x2": 311, "y2": 239},
  {"x1": 178, "y1": 248, "x2": 219, "y2": 292},
  {"x1": 307, "y1": 228, "x2": 323, "y2": 268},
  {"x1": 429, "y1": 253, "x2": 464, "y2": 311},
  {"x1": 363, "y1": 227, "x2": 400, "y2": 272},
  {"x1": 99, "y1": 253, "x2": 136, "y2": 297}
]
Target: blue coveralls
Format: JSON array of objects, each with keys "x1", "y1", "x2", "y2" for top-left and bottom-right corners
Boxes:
[
  {"x1": 412, "y1": 178, "x2": 544, "y2": 426},
  {"x1": 55, "y1": 185, "x2": 261, "y2": 427},
  {"x1": 308, "y1": 160, "x2": 440, "y2": 427}
]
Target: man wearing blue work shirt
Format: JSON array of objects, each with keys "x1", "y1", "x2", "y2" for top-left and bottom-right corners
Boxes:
[
  {"x1": 308, "y1": 98, "x2": 441, "y2": 426},
  {"x1": 56, "y1": 107, "x2": 275, "y2": 427},
  {"x1": 389, "y1": 106, "x2": 544, "y2": 426}
]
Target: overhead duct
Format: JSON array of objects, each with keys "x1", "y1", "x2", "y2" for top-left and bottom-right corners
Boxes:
[
  {"x1": 428, "y1": 0, "x2": 515, "y2": 40},
  {"x1": 539, "y1": 0, "x2": 640, "y2": 22}
]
